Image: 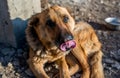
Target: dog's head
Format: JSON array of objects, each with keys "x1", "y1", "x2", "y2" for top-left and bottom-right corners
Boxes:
[{"x1": 28, "y1": 5, "x2": 76, "y2": 52}]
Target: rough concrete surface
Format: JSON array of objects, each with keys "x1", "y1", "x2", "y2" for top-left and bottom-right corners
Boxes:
[
  {"x1": 0, "y1": 0, "x2": 16, "y2": 47},
  {"x1": 7, "y1": 0, "x2": 41, "y2": 48}
]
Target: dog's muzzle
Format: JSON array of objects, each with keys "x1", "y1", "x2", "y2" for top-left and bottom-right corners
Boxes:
[{"x1": 60, "y1": 40, "x2": 76, "y2": 52}]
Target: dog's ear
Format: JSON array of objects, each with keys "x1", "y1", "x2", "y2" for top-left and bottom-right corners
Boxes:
[
  {"x1": 66, "y1": 7, "x2": 72, "y2": 14},
  {"x1": 64, "y1": 6, "x2": 72, "y2": 15},
  {"x1": 28, "y1": 15, "x2": 39, "y2": 27},
  {"x1": 65, "y1": 6, "x2": 76, "y2": 19}
]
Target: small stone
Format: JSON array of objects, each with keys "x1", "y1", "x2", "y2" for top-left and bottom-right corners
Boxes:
[
  {"x1": 7, "y1": 63, "x2": 13, "y2": 68},
  {"x1": 17, "y1": 49, "x2": 23, "y2": 53},
  {"x1": 103, "y1": 32, "x2": 108, "y2": 39},
  {"x1": 75, "y1": 16, "x2": 80, "y2": 21},
  {"x1": 111, "y1": 50, "x2": 120, "y2": 61},
  {"x1": 0, "y1": 57, "x2": 7, "y2": 66},
  {"x1": 1, "y1": 48, "x2": 11, "y2": 55},
  {"x1": 0, "y1": 63, "x2": 5, "y2": 74},
  {"x1": 104, "y1": 66, "x2": 112, "y2": 71},
  {"x1": 17, "y1": 49, "x2": 23, "y2": 57},
  {"x1": 1, "y1": 48, "x2": 15, "y2": 58},
  {"x1": 45, "y1": 66, "x2": 52, "y2": 72},
  {"x1": 103, "y1": 58, "x2": 114, "y2": 64},
  {"x1": 117, "y1": 49, "x2": 120, "y2": 55},
  {"x1": 13, "y1": 61, "x2": 19, "y2": 66},
  {"x1": 100, "y1": 0, "x2": 104, "y2": 4},
  {"x1": 4, "y1": 55, "x2": 12, "y2": 63},
  {"x1": 0, "y1": 63, "x2": 4, "y2": 69},
  {"x1": 112, "y1": 62, "x2": 120, "y2": 70},
  {"x1": 0, "y1": 57, "x2": 4, "y2": 64},
  {"x1": 25, "y1": 69, "x2": 33, "y2": 76},
  {"x1": 53, "y1": 64, "x2": 59, "y2": 69},
  {"x1": 75, "y1": 74, "x2": 81, "y2": 77},
  {"x1": 2, "y1": 74, "x2": 7, "y2": 78},
  {"x1": 15, "y1": 73, "x2": 20, "y2": 77},
  {"x1": 72, "y1": 75, "x2": 76, "y2": 78}
]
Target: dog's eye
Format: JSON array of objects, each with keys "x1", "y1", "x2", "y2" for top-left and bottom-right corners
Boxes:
[
  {"x1": 63, "y1": 16, "x2": 69, "y2": 23},
  {"x1": 46, "y1": 19, "x2": 56, "y2": 27}
]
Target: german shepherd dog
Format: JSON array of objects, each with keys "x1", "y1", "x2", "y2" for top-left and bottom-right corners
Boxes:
[{"x1": 26, "y1": 5, "x2": 104, "y2": 78}]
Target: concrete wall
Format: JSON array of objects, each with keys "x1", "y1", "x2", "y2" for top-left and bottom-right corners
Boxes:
[
  {"x1": 0, "y1": 0, "x2": 16, "y2": 47},
  {"x1": 0, "y1": 0, "x2": 41, "y2": 48}
]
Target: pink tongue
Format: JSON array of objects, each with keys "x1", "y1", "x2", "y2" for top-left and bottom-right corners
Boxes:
[{"x1": 60, "y1": 40, "x2": 76, "y2": 52}]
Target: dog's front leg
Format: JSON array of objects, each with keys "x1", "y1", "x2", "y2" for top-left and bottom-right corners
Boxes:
[
  {"x1": 28, "y1": 48, "x2": 49, "y2": 78},
  {"x1": 57, "y1": 56, "x2": 71, "y2": 78},
  {"x1": 72, "y1": 46, "x2": 90, "y2": 78},
  {"x1": 66, "y1": 53, "x2": 80, "y2": 76},
  {"x1": 28, "y1": 57, "x2": 49, "y2": 78},
  {"x1": 90, "y1": 51, "x2": 104, "y2": 78}
]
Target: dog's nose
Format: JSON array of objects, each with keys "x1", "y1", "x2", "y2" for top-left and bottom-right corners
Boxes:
[{"x1": 65, "y1": 35, "x2": 73, "y2": 41}]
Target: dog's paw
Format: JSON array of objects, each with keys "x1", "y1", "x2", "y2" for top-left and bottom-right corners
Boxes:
[
  {"x1": 36, "y1": 50, "x2": 47, "y2": 58},
  {"x1": 33, "y1": 56, "x2": 41, "y2": 63}
]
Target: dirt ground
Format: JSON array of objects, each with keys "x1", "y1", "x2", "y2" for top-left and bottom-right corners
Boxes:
[{"x1": 0, "y1": 0, "x2": 119, "y2": 78}]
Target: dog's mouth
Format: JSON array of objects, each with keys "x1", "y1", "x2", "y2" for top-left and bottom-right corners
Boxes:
[{"x1": 59, "y1": 40, "x2": 76, "y2": 52}]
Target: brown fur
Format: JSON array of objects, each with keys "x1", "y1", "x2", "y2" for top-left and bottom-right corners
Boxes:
[
  {"x1": 26, "y1": 5, "x2": 104, "y2": 78},
  {"x1": 66, "y1": 22, "x2": 104, "y2": 78}
]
